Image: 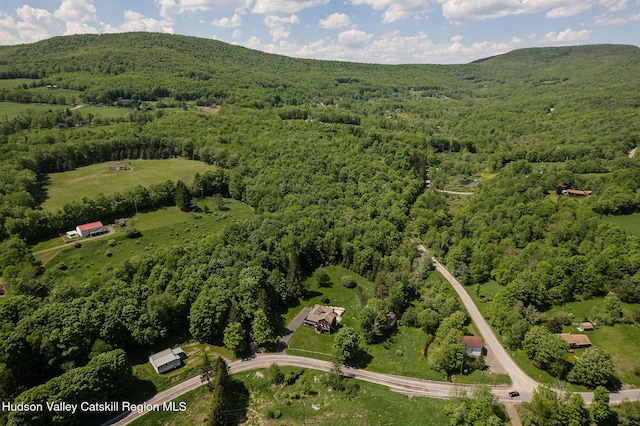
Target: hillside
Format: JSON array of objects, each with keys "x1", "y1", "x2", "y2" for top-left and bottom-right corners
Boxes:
[{"x1": 1, "y1": 33, "x2": 640, "y2": 425}]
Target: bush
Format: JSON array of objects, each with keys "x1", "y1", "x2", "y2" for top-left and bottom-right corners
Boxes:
[
  {"x1": 125, "y1": 227, "x2": 142, "y2": 238},
  {"x1": 341, "y1": 275, "x2": 357, "y2": 288},
  {"x1": 107, "y1": 239, "x2": 118, "y2": 247},
  {"x1": 74, "y1": 242, "x2": 81, "y2": 248},
  {"x1": 105, "y1": 250, "x2": 113, "y2": 257},
  {"x1": 56, "y1": 262, "x2": 68, "y2": 271}
]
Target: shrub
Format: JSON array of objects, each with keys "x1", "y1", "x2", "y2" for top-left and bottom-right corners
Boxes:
[
  {"x1": 105, "y1": 250, "x2": 113, "y2": 257},
  {"x1": 74, "y1": 242, "x2": 81, "y2": 248},
  {"x1": 341, "y1": 275, "x2": 357, "y2": 288},
  {"x1": 125, "y1": 227, "x2": 142, "y2": 238},
  {"x1": 107, "y1": 239, "x2": 118, "y2": 247}
]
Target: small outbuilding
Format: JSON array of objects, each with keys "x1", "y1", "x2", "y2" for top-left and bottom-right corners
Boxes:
[
  {"x1": 559, "y1": 333, "x2": 591, "y2": 349},
  {"x1": 462, "y1": 336, "x2": 483, "y2": 357},
  {"x1": 76, "y1": 221, "x2": 105, "y2": 237},
  {"x1": 149, "y1": 347, "x2": 185, "y2": 374},
  {"x1": 577, "y1": 322, "x2": 596, "y2": 332}
]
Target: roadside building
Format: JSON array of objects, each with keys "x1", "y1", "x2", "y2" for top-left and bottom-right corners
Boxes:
[
  {"x1": 462, "y1": 336, "x2": 484, "y2": 357},
  {"x1": 148, "y1": 347, "x2": 186, "y2": 374}
]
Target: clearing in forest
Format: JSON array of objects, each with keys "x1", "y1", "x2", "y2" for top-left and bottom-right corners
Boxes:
[{"x1": 41, "y1": 158, "x2": 217, "y2": 211}]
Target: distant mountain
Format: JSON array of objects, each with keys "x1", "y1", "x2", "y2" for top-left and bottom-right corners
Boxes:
[{"x1": 0, "y1": 33, "x2": 638, "y2": 105}]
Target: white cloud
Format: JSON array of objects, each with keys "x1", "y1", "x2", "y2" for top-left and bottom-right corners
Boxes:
[
  {"x1": 349, "y1": 0, "x2": 431, "y2": 23},
  {"x1": 212, "y1": 13, "x2": 242, "y2": 27},
  {"x1": 0, "y1": 6, "x2": 62, "y2": 44},
  {"x1": 337, "y1": 29, "x2": 374, "y2": 47},
  {"x1": 53, "y1": 0, "x2": 99, "y2": 35},
  {"x1": 179, "y1": 0, "x2": 252, "y2": 13},
  {"x1": 593, "y1": 11, "x2": 640, "y2": 24},
  {"x1": 264, "y1": 15, "x2": 299, "y2": 41},
  {"x1": 546, "y1": 3, "x2": 594, "y2": 18},
  {"x1": 252, "y1": 0, "x2": 329, "y2": 15},
  {"x1": 242, "y1": 30, "x2": 527, "y2": 64},
  {"x1": 540, "y1": 28, "x2": 591, "y2": 43},
  {"x1": 319, "y1": 13, "x2": 351, "y2": 29},
  {"x1": 440, "y1": 0, "x2": 596, "y2": 24},
  {"x1": 53, "y1": 0, "x2": 96, "y2": 22},
  {"x1": 599, "y1": 0, "x2": 629, "y2": 11},
  {"x1": 101, "y1": 10, "x2": 174, "y2": 34},
  {"x1": 154, "y1": 0, "x2": 178, "y2": 20}
]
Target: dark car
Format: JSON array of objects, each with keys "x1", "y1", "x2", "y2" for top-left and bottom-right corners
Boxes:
[{"x1": 509, "y1": 391, "x2": 520, "y2": 398}]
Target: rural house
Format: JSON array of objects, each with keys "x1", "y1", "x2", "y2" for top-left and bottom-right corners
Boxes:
[
  {"x1": 559, "y1": 333, "x2": 592, "y2": 349},
  {"x1": 462, "y1": 336, "x2": 483, "y2": 357},
  {"x1": 303, "y1": 305, "x2": 344, "y2": 334},
  {"x1": 148, "y1": 347, "x2": 186, "y2": 374},
  {"x1": 75, "y1": 221, "x2": 106, "y2": 237}
]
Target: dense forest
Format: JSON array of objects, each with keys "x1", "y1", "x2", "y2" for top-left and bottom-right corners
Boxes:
[{"x1": 0, "y1": 33, "x2": 640, "y2": 424}]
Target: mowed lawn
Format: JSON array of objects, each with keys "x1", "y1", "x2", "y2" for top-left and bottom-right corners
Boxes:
[{"x1": 42, "y1": 158, "x2": 218, "y2": 211}]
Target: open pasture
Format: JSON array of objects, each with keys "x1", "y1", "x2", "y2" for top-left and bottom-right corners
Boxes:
[
  {"x1": 41, "y1": 158, "x2": 217, "y2": 211},
  {"x1": 37, "y1": 199, "x2": 254, "y2": 277},
  {"x1": 0, "y1": 101, "x2": 68, "y2": 119}
]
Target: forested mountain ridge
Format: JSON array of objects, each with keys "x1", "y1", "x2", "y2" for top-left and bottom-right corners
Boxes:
[{"x1": 1, "y1": 33, "x2": 640, "y2": 424}]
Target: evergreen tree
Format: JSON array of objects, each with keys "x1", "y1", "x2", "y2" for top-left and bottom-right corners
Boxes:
[{"x1": 174, "y1": 179, "x2": 191, "y2": 211}]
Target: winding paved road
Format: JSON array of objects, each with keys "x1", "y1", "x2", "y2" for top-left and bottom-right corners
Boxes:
[{"x1": 103, "y1": 250, "x2": 640, "y2": 425}]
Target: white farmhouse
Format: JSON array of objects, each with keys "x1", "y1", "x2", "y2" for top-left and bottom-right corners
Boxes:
[{"x1": 75, "y1": 221, "x2": 105, "y2": 237}]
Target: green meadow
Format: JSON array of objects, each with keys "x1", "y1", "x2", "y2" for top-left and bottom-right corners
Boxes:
[
  {"x1": 129, "y1": 367, "x2": 451, "y2": 426},
  {"x1": 35, "y1": 199, "x2": 254, "y2": 276},
  {"x1": 604, "y1": 213, "x2": 640, "y2": 238},
  {"x1": 41, "y1": 158, "x2": 218, "y2": 211},
  {"x1": 0, "y1": 101, "x2": 68, "y2": 119}
]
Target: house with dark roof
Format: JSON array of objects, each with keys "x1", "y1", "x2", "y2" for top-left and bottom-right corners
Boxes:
[{"x1": 303, "y1": 305, "x2": 341, "y2": 334}]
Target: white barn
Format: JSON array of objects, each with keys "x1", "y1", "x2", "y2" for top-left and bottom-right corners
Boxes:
[
  {"x1": 149, "y1": 347, "x2": 185, "y2": 374},
  {"x1": 76, "y1": 221, "x2": 105, "y2": 237}
]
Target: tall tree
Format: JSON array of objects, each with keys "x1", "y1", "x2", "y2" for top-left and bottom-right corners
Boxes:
[
  {"x1": 174, "y1": 179, "x2": 191, "y2": 212},
  {"x1": 567, "y1": 347, "x2": 616, "y2": 388}
]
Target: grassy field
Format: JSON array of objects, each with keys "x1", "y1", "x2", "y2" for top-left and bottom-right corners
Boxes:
[
  {"x1": 546, "y1": 298, "x2": 640, "y2": 387},
  {"x1": 471, "y1": 282, "x2": 640, "y2": 389},
  {"x1": 0, "y1": 101, "x2": 68, "y2": 119},
  {"x1": 0, "y1": 78, "x2": 40, "y2": 88},
  {"x1": 36, "y1": 199, "x2": 254, "y2": 274},
  {"x1": 41, "y1": 158, "x2": 218, "y2": 211},
  {"x1": 74, "y1": 105, "x2": 132, "y2": 117},
  {"x1": 603, "y1": 213, "x2": 640, "y2": 238},
  {"x1": 130, "y1": 367, "x2": 451, "y2": 426}
]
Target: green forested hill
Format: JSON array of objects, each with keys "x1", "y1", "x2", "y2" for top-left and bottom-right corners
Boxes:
[{"x1": 1, "y1": 33, "x2": 640, "y2": 424}]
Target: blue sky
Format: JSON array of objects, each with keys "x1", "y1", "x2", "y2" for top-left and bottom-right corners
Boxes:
[{"x1": 0, "y1": 0, "x2": 638, "y2": 64}]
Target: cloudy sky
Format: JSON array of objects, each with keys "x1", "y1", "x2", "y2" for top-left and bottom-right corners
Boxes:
[{"x1": 1, "y1": 0, "x2": 639, "y2": 64}]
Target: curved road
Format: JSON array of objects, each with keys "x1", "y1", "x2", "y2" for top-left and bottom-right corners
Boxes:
[
  {"x1": 104, "y1": 251, "x2": 640, "y2": 425},
  {"x1": 105, "y1": 354, "x2": 513, "y2": 426}
]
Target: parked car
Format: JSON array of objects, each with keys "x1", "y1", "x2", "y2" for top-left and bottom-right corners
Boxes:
[{"x1": 509, "y1": 391, "x2": 520, "y2": 398}]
